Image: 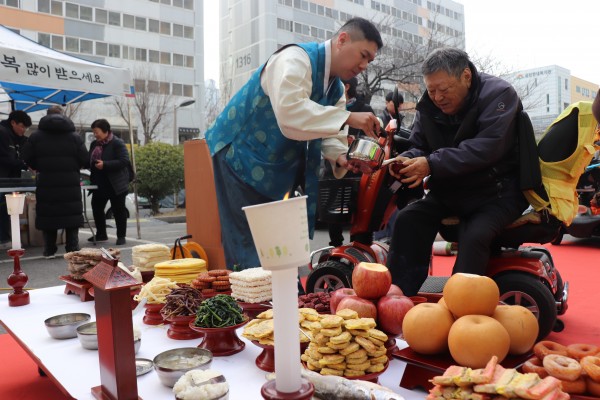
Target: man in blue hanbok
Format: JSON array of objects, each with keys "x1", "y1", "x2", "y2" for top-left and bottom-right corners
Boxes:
[{"x1": 206, "y1": 18, "x2": 383, "y2": 270}]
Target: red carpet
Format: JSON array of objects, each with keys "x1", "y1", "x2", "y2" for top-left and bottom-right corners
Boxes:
[{"x1": 0, "y1": 333, "x2": 71, "y2": 399}]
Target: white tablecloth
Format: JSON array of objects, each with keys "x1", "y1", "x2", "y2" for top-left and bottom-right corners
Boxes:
[{"x1": 0, "y1": 286, "x2": 427, "y2": 400}]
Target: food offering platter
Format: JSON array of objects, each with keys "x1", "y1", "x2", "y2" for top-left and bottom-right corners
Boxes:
[
  {"x1": 392, "y1": 346, "x2": 532, "y2": 391},
  {"x1": 301, "y1": 361, "x2": 389, "y2": 384},
  {"x1": 237, "y1": 301, "x2": 271, "y2": 319},
  {"x1": 165, "y1": 314, "x2": 203, "y2": 340},
  {"x1": 189, "y1": 316, "x2": 250, "y2": 356},
  {"x1": 251, "y1": 340, "x2": 310, "y2": 372}
]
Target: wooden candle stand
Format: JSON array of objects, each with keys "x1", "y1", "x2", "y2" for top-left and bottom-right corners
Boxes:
[
  {"x1": 83, "y1": 251, "x2": 142, "y2": 400},
  {"x1": 7, "y1": 248, "x2": 29, "y2": 307}
]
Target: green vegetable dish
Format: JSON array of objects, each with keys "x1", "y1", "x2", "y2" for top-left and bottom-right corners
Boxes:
[{"x1": 194, "y1": 294, "x2": 246, "y2": 328}]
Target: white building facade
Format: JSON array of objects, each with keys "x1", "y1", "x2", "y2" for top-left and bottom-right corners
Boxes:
[
  {"x1": 0, "y1": 0, "x2": 205, "y2": 145},
  {"x1": 218, "y1": 0, "x2": 465, "y2": 113}
]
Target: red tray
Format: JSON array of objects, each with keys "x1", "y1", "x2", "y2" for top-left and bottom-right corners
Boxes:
[{"x1": 392, "y1": 346, "x2": 531, "y2": 391}]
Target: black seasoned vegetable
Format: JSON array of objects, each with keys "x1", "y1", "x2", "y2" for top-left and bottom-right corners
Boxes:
[
  {"x1": 160, "y1": 286, "x2": 203, "y2": 319},
  {"x1": 194, "y1": 294, "x2": 245, "y2": 328}
]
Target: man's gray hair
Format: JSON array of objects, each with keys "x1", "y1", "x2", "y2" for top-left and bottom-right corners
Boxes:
[
  {"x1": 46, "y1": 105, "x2": 64, "y2": 115},
  {"x1": 422, "y1": 47, "x2": 470, "y2": 79}
]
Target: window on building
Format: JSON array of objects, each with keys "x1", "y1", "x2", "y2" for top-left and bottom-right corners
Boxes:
[
  {"x1": 149, "y1": 50, "x2": 159, "y2": 63},
  {"x1": 173, "y1": 24, "x2": 184, "y2": 37},
  {"x1": 66, "y1": 37, "x2": 79, "y2": 52},
  {"x1": 51, "y1": 35, "x2": 64, "y2": 50},
  {"x1": 109, "y1": 11, "x2": 120, "y2": 26},
  {"x1": 184, "y1": 26, "x2": 193, "y2": 39},
  {"x1": 172, "y1": 83, "x2": 183, "y2": 96},
  {"x1": 173, "y1": 0, "x2": 183, "y2": 7},
  {"x1": 80, "y1": 6, "x2": 92, "y2": 21},
  {"x1": 38, "y1": 0, "x2": 50, "y2": 13},
  {"x1": 546, "y1": 94, "x2": 550, "y2": 104},
  {"x1": 183, "y1": 0, "x2": 193, "y2": 9},
  {"x1": 123, "y1": 14, "x2": 135, "y2": 29},
  {"x1": 185, "y1": 55, "x2": 194, "y2": 68},
  {"x1": 109, "y1": 44, "x2": 120, "y2": 58},
  {"x1": 160, "y1": 21, "x2": 171, "y2": 35},
  {"x1": 38, "y1": 33, "x2": 51, "y2": 47},
  {"x1": 5, "y1": 0, "x2": 19, "y2": 7},
  {"x1": 173, "y1": 53, "x2": 184, "y2": 66},
  {"x1": 134, "y1": 79, "x2": 145, "y2": 93},
  {"x1": 80, "y1": 39, "x2": 93, "y2": 54},
  {"x1": 147, "y1": 80, "x2": 159, "y2": 94},
  {"x1": 96, "y1": 42, "x2": 108, "y2": 56},
  {"x1": 135, "y1": 17, "x2": 146, "y2": 31},
  {"x1": 65, "y1": 2, "x2": 78, "y2": 18},
  {"x1": 160, "y1": 51, "x2": 171, "y2": 65},
  {"x1": 136, "y1": 48, "x2": 147, "y2": 61},
  {"x1": 96, "y1": 9, "x2": 108, "y2": 24},
  {"x1": 565, "y1": 80, "x2": 568, "y2": 90},
  {"x1": 160, "y1": 82, "x2": 170, "y2": 95},
  {"x1": 50, "y1": 0, "x2": 62, "y2": 15},
  {"x1": 149, "y1": 19, "x2": 159, "y2": 33},
  {"x1": 183, "y1": 85, "x2": 193, "y2": 97},
  {"x1": 160, "y1": 0, "x2": 170, "y2": 4}
]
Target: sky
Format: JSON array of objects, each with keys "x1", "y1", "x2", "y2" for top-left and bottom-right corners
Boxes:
[{"x1": 203, "y1": 1, "x2": 600, "y2": 85}]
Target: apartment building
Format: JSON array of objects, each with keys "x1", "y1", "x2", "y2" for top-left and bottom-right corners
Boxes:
[{"x1": 0, "y1": 0, "x2": 205, "y2": 144}]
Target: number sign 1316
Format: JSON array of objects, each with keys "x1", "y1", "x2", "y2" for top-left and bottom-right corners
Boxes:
[{"x1": 236, "y1": 53, "x2": 251, "y2": 69}]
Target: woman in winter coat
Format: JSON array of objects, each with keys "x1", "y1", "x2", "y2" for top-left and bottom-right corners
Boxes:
[
  {"x1": 22, "y1": 112, "x2": 88, "y2": 258},
  {"x1": 88, "y1": 119, "x2": 130, "y2": 245}
]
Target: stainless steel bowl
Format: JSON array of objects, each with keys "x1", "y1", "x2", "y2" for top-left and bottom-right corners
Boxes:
[
  {"x1": 347, "y1": 137, "x2": 385, "y2": 174},
  {"x1": 44, "y1": 313, "x2": 91, "y2": 339},
  {"x1": 153, "y1": 348, "x2": 213, "y2": 387},
  {"x1": 76, "y1": 321, "x2": 142, "y2": 354}
]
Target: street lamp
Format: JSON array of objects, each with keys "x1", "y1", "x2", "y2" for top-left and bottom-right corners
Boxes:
[{"x1": 173, "y1": 99, "x2": 196, "y2": 145}]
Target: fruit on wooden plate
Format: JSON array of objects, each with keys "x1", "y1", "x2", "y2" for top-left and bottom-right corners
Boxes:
[
  {"x1": 402, "y1": 303, "x2": 454, "y2": 355},
  {"x1": 329, "y1": 288, "x2": 356, "y2": 314},
  {"x1": 351, "y1": 262, "x2": 391, "y2": 300},
  {"x1": 443, "y1": 273, "x2": 499, "y2": 318},
  {"x1": 448, "y1": 314, "x2": 510, "y2": 368},
  {"x1": 492, "y1": 305, "x2": 539, "y2": 355},
  {"x1": 376, "y1": 294, "x2": 414, "y2": 335},
  {"x1": 337, "y1": 295, "x2": 377, "y2": 319}
]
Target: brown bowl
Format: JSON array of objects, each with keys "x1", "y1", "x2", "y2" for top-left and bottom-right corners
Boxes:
[{"x1": 188, "y1": 316, "x2": 249, "y2": 356}]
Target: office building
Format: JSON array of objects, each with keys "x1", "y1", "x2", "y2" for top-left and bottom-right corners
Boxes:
[
  {"x1": 218, "y1": 0, "x2": 465, "y2": 113},
  {"x1": 0, "y1": 0, "x2": 205, "y2": 145}
]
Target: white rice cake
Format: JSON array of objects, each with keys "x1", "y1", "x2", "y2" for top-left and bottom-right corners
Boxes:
[{"x1": 229, "y1": 267, "x2": 271, "y2": 282}]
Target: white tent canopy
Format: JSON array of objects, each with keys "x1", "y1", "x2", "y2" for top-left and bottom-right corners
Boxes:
[{"x1": 0, "y1": 24, "x2": 133, "y2": 112}]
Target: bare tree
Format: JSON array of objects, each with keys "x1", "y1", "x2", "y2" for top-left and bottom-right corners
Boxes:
[
  {"x1": 112, "y1": 66, "x2": 173, "y2": 144},
  {"x1": 204, "y1": 79, "x2": 220, "y2": 128}
]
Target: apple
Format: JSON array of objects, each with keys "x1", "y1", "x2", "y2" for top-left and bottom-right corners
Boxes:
[
  {"x1": 386, "y1": 284, "x2": 404, "y2": 297},
  {"x1": 376, "y1": 295, "x2": 414, "y2": 335},
  {"x1": 337, "y1": 295, "x2": 377, "y2": 319},
  {"x1": 329, "y1": 288, "x2": 356, "y2": 314},
  {"x1": 351, "y1": 262, "x2": 392, "y2": 300}
]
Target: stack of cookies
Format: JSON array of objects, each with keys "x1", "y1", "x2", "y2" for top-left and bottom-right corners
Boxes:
[
  {"x1": 131, "y1": 244, "x2": 171, "y2": 272},
  {"x1": 63, "y1": 248, "x2": 121, "y2": 281},
  {"x1": 300, "y1": 308, "x2": 389, "y2": 378},
  {"x1": 191, "y1": 270, "x2": 232, "y2": 296},
  {"x1": 241, "y1": 308, "x2": 312, "y2": 346},
  {"x1": 229, "y1": 267, "x2": 272, "y2": 304}
]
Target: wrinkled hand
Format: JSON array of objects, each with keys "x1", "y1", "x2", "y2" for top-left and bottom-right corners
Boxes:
[
  {"x1": 336, "y1": 154, "x2": 360, "y2": 174},
  {"x1": 346, "y1": 112, "x2": 380, "y2": 139},
  {"x1": 397, "y1": 156, "x2": 429, "y2": 188},
  {"x1": 95, "y1": 160, "x2": 104, "y2": 170}
]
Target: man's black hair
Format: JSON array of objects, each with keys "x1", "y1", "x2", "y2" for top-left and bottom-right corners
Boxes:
[
  {"x1": 8, "y1": 110, "x2": 32, "y2": 127},
  {"x1": 343, "y1": 77, "x2": 358, "y2": 98},
  {"x1": 386, "y1": 91, "x2": 403, "y2": 104},
  {"x1": 91, "y1": 118, "x2": 111, "y2": 133},
  {"x1": 337, "y1": 17, "x2": 383, "y2": 50}
]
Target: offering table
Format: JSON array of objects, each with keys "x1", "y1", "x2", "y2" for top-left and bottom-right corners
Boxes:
[{"x1": 0, "y1": 286, "x2": 425, "y2": 400}]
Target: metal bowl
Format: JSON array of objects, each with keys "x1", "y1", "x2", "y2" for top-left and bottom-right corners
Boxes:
[
  {"x1": 44, "y1": 313, "x2": 91, "y2": 339},
  {"x1": 347, "y1": 137, "x2": 385, "y2": 174},
  {"x1": 153, "y1": 348, "x2": 213, "y2": 388},
  {"x1": 76, "y1": 321, "x2": 142, "y2": 354}
]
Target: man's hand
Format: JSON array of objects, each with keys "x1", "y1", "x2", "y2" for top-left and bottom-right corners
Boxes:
[
  {"x1": 397, "y1": 156, "x2": 430, "y2": 188},
  {"x1": 346, "y1": 112, "x2": 380, "y2": 139},
  {"x1": 336, "y1": 154, "x2": 360, "y2": 174}
]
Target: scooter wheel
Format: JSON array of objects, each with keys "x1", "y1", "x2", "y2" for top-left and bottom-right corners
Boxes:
[{"x1": 305, "y1": 260, "x2": 352, "y2": 294}]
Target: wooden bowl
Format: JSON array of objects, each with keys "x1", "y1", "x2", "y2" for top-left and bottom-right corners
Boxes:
[{"x1": 188, "y1": 316, "x2": 249, "y2": 356}]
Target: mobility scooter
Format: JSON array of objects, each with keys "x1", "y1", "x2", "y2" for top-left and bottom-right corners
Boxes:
[{"x1": 305, "y1": 89, "x2": 581, "y2": 340}]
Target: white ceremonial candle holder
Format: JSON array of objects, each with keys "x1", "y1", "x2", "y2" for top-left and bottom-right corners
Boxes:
[
  {"x1": 243, "y1": 196, "x2": 314, "y2": 400},
  {"x1": 5, "y1": 193, "x2": 29, "y2": 306}
]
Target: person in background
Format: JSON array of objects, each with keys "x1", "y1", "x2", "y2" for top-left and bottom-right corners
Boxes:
[
  {"x1": 0, "y1": 110, "x2": 32, "y2": 249},
  {"x1": 205, "y1": 17, "x2": 383, "y2": 271},
  {"x1": 380, "y1": 91, "x2": 404, "y2": 131},
  {"x1": 87, "y1": 119, "x2": 131, "y2": 246},
  {"x1": 325, "y1": 77, "x2": 373, "y2": 247},
  {"x1": 387, "y1": 47, "x2": 529, "y2": 296},
  {"x1": 22, "y1": 106, "x2": 88, "y2": 258}
]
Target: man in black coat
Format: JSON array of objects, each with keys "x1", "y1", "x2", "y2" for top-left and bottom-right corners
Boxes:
[
  {"x1": 0, "y1": 110, "x2": 32, "y2": 249},
  {"x1": 387, "y1": 47, "x2": 530, "y2": 296},
  {"x1": 22, "y1": 110, "x2": 88, "y2": 258}
]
